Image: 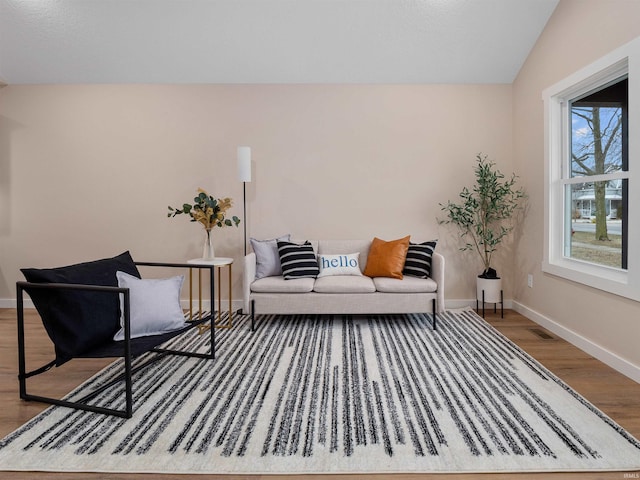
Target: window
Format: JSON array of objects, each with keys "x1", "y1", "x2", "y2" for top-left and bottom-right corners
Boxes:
[
  {"x1": 543, "y1": 37, "x2": 640, "y2": 301},
  {"x1": 568, "y1": 78, "x2": 627, "y2": 270}
]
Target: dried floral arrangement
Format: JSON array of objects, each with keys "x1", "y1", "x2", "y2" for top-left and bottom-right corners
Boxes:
[{"x1": 168, "y1": 188, "x2": 240, "y2": 230}]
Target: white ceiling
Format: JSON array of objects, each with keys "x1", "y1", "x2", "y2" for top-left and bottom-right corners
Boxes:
[{"x1": 0, "y1": 0, "x2": 559, "y2": 85}]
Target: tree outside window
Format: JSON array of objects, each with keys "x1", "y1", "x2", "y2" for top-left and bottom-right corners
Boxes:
[{"x1": 568, "y1": 78, "x2": 628, "y2": 269}]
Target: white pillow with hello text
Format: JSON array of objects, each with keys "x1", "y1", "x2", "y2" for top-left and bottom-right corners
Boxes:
[{"x1": 317, "y1": 253, "x2": 362, "y2": 277}]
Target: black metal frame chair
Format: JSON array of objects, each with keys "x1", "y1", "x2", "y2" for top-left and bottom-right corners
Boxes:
[{"x1": 16, "y1": 261, "x2": 216, "y2": 419}]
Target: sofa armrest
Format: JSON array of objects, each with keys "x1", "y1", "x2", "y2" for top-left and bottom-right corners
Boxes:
[
  {"x1": 431, "y1": 252, "x2": 445, "y2": 313},
  {"x1": 243, "y1": 252, "x2": 257, "y2": 313}
]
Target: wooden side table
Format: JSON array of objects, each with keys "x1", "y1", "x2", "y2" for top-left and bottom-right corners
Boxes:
[{"x1": 187, "y1": 257, "x2": 234, "y2": 331}]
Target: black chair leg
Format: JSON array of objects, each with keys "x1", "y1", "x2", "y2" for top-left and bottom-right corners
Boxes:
[
  {"x1": 432, "y1": 298, "x2": 437, "y2": 330},
  {"x1": 250, "y1": 299, "x2": 255, "y2": 331}
]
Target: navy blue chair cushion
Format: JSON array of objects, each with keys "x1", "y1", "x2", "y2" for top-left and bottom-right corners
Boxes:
[{"x1": 21, "y1": 251, "x2": 141, "y2": 365}]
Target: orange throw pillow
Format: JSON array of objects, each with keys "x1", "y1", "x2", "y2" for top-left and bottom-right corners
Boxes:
[{"x1": 363, "y1": 235, "x2": 410, "y2": 279}]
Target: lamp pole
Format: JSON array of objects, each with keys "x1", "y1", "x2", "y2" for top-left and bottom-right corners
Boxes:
[
  {"x1": 237, "y1": 146, "x2": 252, "y2": 256},
  {"x1": 243, "y1": 180, "x2": 247, "y2": 256}
]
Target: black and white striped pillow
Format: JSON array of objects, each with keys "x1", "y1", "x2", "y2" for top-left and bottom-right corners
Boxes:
[
  {"x1": 402, "y1": 240, "x2": 437, "y2": 278},
  {"x1": 277, "y1": 241, "x2": 319, "y2": 279}
]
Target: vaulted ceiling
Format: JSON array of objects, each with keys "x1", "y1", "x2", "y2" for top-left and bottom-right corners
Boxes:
[{"x1": 0, "y1": 0, "x2": 559, "y2": 85}]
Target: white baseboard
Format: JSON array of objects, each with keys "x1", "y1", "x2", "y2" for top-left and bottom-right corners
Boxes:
[
  {"x1": 0, "y1": 298, "x2": 21, "y2": 308},
  {"x1": 444, "y1": 299, "x2": 513, "y2": 310},
  {"x1": 512, "y1": 301, "x2": 640, "y2": 384}
]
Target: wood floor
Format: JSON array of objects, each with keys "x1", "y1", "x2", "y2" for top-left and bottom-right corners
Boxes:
[{"x1": 1, "y1": 307, "x2": 639, "y2": 480}]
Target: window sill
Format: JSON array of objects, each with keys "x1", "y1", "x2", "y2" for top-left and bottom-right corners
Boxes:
[{"x1": 542, "y1": 259, "x2": 638, "y2": 302}]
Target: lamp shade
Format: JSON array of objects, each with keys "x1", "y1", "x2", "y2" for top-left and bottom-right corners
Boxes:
[{"x1": 237, "y1": 146, "x2": 252, "y2": 182}]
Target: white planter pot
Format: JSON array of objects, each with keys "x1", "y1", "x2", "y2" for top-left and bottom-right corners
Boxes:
[{"x1": 476, "y1": 276, "x2": 502, "y2": 304}]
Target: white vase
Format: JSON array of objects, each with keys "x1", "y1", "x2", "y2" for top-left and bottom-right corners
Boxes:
[
  {"x1": 476, "y1": 276, "x2": 502, "y2": 304},
  {"x1": 202, "y1": 228, "x2": 215, "y2": 260}
]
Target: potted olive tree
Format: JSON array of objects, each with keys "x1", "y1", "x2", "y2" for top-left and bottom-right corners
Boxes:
[{"x1": 439, "y1": 154, "x2": 526, "y2": 305}]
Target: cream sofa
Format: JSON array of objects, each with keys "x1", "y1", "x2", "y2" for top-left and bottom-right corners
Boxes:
[{"x1": 242, "y1": 239, "x2": 444, "y2": 330}]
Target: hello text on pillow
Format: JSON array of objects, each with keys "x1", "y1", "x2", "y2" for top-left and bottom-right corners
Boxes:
[{"x1": 317, "y1": 253, "x2": 362, "y2": 277}]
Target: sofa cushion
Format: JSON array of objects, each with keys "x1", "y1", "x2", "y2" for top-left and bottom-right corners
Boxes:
[
  {"x1": 318, "y1": 240, "x2": 370, "y2": 272},
  {"x1": 403, "y1": 240, "x2": 438, "y2": 278},
  {"x1": 251, "y1": 276, "x2": 315, "y2": 293},
  {"x1": 363, "y1": 235, "x2": 410, "y2": 279},
  {"x1": 277, "y1": 241, "x2": 320, "y2": 279},
  {"x1": 313, "y1": 275, "x2": 376, "y2": 293},
  {"x1": 250, "y1": 234, "x2": 290, "y2": 279},
  {"x1": 317, "y1": 253, "x2": 362, "y2": 277},
  {"x1": 373, "y1": 276, "x2": 438, "y2": 293}
]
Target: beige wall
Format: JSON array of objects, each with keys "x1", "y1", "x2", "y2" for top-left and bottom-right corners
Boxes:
[
  {"x1": 0, "y1": 84, "x2": 513, "y2": 303},
  {"x1": 513, "y1": 0, "x2": 640, "y2": 371},
  {"x1": 3, "y1": 0, "x2": 639, "y2": 379}
]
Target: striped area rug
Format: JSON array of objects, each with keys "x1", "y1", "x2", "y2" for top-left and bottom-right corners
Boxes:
[{"x1": 1, "y1": 308, "x2": 640, "y2": 474}]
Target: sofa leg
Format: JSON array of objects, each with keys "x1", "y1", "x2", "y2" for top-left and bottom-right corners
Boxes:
[
  {"x1": 432, "y1": 298, "x2": 437, "y2": 330},
  {"x1": 250, "y1": 299, "x2": 255, "y2": 332}
]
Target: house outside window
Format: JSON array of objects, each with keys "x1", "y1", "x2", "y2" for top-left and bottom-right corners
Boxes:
[
  {"x1": 542, "y1": 36, "x2": 640, "y2": 302},
  {"x1": 572, "y1": 181, "x2": 622, "y2": 219}
]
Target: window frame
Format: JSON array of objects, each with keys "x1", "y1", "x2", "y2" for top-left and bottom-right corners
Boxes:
[{"x1": 542, "y1": 37, "x2": 640, "y2": 302}]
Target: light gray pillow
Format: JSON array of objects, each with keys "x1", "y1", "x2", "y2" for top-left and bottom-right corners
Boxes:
[
  {"x1": 113, "y1": 271, "x2": 186, "y2": 341},
  {"x1": 250, "y1": 234, "x2": 291, "y2": 279}
]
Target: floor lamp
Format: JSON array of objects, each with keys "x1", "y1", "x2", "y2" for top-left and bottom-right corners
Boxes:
[{"x1": 237, "y1": 146, "x2": 252, "y2": 256}]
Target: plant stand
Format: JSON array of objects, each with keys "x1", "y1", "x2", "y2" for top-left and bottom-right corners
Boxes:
[
  {"x1": 476, "y1": 288, "x2": 503, "y2": 318},
  {"x1": 476, "y1": 276, "x2": 503, "y2": 318}
]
